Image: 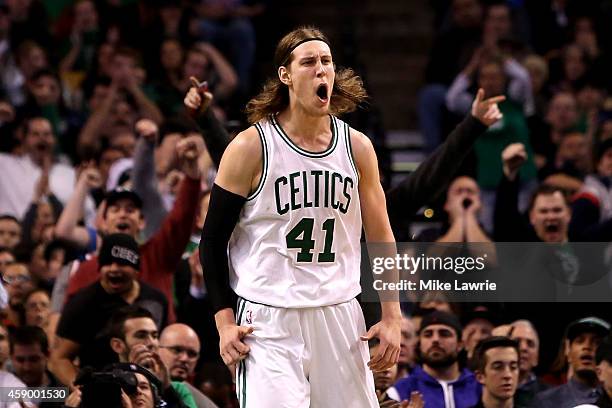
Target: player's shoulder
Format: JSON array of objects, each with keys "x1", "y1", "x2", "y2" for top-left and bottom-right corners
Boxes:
[
  {"x1": 347, "y1": 127, "x2": 373, "y2": 152},
  {"x1": 229, "y1": 125, "x2": 262, "y2": 150},
  {"x1": 346, "y1": 127, "x2": 375, "y2": 168},
  {"x1": 223, "y1": 126, "x2": 263, "y2": 160},
  {"x1": 218, "y1": 125, "x2": 263, "y2": 176}
]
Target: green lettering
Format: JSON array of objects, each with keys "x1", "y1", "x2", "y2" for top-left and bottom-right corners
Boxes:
[
  {"x1": 324, "y1": 170, "x2": 330, "y2": 207},
  {"x1": 302, "y1": 171, "x2": 312, "y2": 208},
  {"x1": 340, "y1": 177, "x2": 354, "y2": 214},
  {"x1": 312, "y1": 170, "x2": 322, "y2": 207},
  {"x1": 331, "y1": 172, "x2": 342, "y2": 210},
  {"x1": 275, "y1": 177, "x2": 289, "y2": 215},
  {"x1": 289, "y1": 172, "x2": 301, "y2": 211}
]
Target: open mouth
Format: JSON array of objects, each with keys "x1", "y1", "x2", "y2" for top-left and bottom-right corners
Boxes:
[
  {"x1": 316, "y1": 83, "x2": 329, "y2": 102},
  {"x1": 544, "y1": 222, "x2": 560, "y2": 233},
  {"x1": 580, "y1": 354, "x2": 594, "y2": 364},
  {"x1": 35, "y1": 142, "x2": 50, "y2": 152},
  {"x1": 116, "y1": 222, "x2": 130, "y2": 232},
  {"x1": 107, "y1": 274, "x2": 126, "y2": 285}
]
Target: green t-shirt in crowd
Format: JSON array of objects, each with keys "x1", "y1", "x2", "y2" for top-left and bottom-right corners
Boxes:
[
  {"x1": 172, "y1": 381, "x2": 198, "y2": 408},
  {"x1": 474, "y1": 100, "x2": 537, "y2": 189}
]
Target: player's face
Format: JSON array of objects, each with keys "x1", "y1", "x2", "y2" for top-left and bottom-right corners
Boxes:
[
  {"x1": 477, "y1": 347, "x2": 519, "y2": 401},
  {"x1": 419, "y1": 324, "x2": 462, "y2": 368},
  {"x1": 283, "y1": 40, "x2": 335, "y2": 115}
]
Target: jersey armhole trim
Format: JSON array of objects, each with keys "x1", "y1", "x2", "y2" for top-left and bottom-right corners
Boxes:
[
  {"x1": 246, "y1": 123, "x2": 268, "y2": 201},
  {"x1": 344, "y1": 123, "x2": 360, "y2": 181}
]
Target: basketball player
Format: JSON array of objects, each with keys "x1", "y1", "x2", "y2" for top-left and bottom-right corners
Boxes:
[{"x1": 195, "y1": 27, "x2": 504, "y2": 407}]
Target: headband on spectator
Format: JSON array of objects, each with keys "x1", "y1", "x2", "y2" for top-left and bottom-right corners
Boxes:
[{"x1": 277, "y1": 37, "x2": 331, "y2": 68}]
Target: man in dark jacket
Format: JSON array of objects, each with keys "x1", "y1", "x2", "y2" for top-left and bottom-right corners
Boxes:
[
  {"x1": 389, "y1": 311, "x2": 481, "y2": 407},
  {"x1": 533, "y1": 317, "x2": 610, "y2": 408}
]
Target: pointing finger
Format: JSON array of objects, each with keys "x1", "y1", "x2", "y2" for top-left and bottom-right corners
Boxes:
[
  {"x1": 190, "y1": 76, "x2": 201, "y2": 89},
  {"x1": 475, "y1": 88, "x2": 484, "y2": 103},
  {"x1": 485, "y1": 95, "x2": 506, "y2": 105}
]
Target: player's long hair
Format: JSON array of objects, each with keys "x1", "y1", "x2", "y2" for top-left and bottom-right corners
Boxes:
[{"x1": 245, "y1": 26, "x2": 368, "y2": 124}]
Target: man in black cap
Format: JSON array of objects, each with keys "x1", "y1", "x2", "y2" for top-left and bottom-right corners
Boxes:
[
  {"x1": 388, "y1": 311, "x2": 481, "y2": 407},
  {"x1": 49, "y1": 233, "x2": 168, "y2": 389},
  {"x1": 533, "y1": 316, "x2": 611, "y2": 408}
]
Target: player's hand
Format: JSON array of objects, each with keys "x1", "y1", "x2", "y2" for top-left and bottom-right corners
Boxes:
[
  {"x1": 184, "y1": 76, "x2": 213, "y2": 116},
  {"x1": 377, "y1": 391, "x2": 423, "y2": 408},
  {"x1": 219, "y1": 324, "x2": 253, "y2": 366},
  {"x1": 501, "y1": 142, "x2": 527, "y2": 181},
  {"x1": 361, "y1": 318, "x2": 401, "y2": 372},
  {"x1": 135, "y1": 118, "x2": 159, "y2": 144},
  {"x1": 471, "y1": 88, "x2": 505, "y2": 127}
]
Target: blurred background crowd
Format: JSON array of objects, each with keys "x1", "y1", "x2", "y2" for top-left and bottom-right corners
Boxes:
[{"x1": 0, "y1": 0, "x2": 611, "y2": 407}]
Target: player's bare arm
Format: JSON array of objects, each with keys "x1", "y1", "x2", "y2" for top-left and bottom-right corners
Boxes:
[
  {"x1": 351, "y1": 129, "x2": 402, "y2": 372},
  {"x1": 201, "y1": 126, "x2": 262, "y2": 367},
  {"x1": 213, "y1": 127, "x2": 263, "y2": 197}
]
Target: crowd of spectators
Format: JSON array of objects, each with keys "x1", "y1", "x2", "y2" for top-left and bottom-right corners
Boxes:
[{"x1": 0, "y1": 0, "x2": 611, "y2": 407}]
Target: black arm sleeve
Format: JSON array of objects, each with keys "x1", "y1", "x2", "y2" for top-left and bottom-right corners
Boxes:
[
  {"x1": 195, "y1": 108, "x2": 232, "y2": 169},
  {"x1": 199, "y1": 183, "x2": 246, "y2": 313},
  {"x1": 386, "y1": 115, "x2": 487, "y2": 239}
]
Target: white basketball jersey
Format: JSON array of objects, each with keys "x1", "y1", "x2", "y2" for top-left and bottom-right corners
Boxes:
[{"x1": 229, "y1": 115, "x2": 362, "y2": 308}]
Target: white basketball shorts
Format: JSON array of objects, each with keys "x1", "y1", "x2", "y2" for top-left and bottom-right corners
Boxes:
[{"x1": 234, "y1": 297, "x2": 378, "y2": 407}]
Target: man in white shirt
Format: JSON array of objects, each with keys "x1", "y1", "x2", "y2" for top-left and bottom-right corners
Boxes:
[{"x1": 0, "y1": 117, "x2": 76, "y2": 219}]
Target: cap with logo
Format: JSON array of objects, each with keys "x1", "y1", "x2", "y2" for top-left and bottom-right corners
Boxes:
[{"x1": 99, "y1": 233, "x2": 140, "y2": 270}]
